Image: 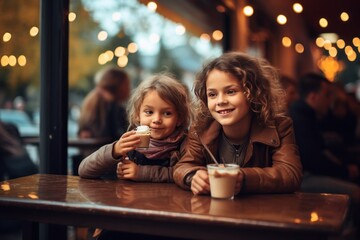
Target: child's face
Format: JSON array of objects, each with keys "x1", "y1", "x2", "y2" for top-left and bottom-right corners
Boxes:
[
  {"x1": 206, "y1": 69, "x2": 251, "y2": 128},
  {"x1": 137, "y1": 90, "x2": 181, "y2": 140}
]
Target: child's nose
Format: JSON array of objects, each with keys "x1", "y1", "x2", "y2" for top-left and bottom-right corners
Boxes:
[
  {"x1": 217, "y1": 93, "x2": 228, "y2": 105},
  {"x1": 152, "y1": 113, "x2": 162, "y2": 124}
]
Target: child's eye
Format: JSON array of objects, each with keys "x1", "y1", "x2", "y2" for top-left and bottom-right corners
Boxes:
[
  {"x1": 227, "y1": 89, "x2": 236, "y2": 95},
  {"x1": 163, "y1": 112, "x2": 173, "y2": 116},
  {"x1": 207, "y1": 92, "x2": 216, "y2": 98},
  {"x1": 144, "y1": 110, "x2": 153, "y2": 115}
]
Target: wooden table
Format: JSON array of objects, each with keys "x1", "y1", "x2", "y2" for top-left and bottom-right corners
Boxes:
[{"x1": 0, "y1": 174, "x2": 350, "y2": 240}]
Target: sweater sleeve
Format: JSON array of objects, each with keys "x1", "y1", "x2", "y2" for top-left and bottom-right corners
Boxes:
[{"x1": 78, "y1": 142, "x2": 122, "y2": 179}]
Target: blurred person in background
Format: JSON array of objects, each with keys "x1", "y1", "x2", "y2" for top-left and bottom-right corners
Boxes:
[
  {"x1": 0, "y1": 120, "x2": 38, "y2": 234},
  {"x1": 319, "y1": 84, "x2": 359, "y2": 161},
  {"x1": 74, "y1": 66, "x2": 131, "y2": 174},
  {"x1": 289, "y1": 73, "x2": 360, "y2": 237},
  {"x1": 289, "y1": 73, "x2": 359, "y2": 183},
  {"x1": 78, "y1": 66, "x2": 131, "y2": 140},
  {"x1": 347, "y1": 92, "x2": 360, "y2": 139},
  {"x1": 13, "y1": 96, "x2": 26, "y2": 112},
  {"x1": 0, "y1": 121, "x2": 38, "y2": 180},
  {"x1": 279, "y1": 75, "x2": 299, "y2": 113}
]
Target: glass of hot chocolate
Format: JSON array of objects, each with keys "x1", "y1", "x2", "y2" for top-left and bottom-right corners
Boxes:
[
  {"x1": 207, "y1": 164, "x2": 240, "y2": 200},
  {"x1": 135, "y1": 125, "x2": 151, "y2": 149}
]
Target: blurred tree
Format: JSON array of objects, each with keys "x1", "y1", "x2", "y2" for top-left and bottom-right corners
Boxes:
[
  {"x1": 0, "y1": 0, "x2": 105, "y2": 107},
  {"x1": 69, "y1": 0, "x2": 103, "y2": 90},
  {"x1": 0, "y1": 0, "x2": 40, "y2": 96}
]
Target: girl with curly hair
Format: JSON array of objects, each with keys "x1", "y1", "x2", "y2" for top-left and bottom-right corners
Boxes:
[{"x1": 174, "y1": 51, "x2": 303, "y2": 196}]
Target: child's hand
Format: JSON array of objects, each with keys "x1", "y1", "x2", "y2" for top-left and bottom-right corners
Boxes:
[
  {"x1": 117, "y1": 158, "x2": 138, "y2": 180},
  {"x1": 191, "y1": 170, "x2": 210, "y2": 195},
  {"x1": 113, "y1": 130, "x2": 140, "y2": 158}
]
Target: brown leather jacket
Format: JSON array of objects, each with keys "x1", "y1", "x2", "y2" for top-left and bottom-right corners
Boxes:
[{"x1": 173, "y1": 116, "x2": 303, "y2": 193}]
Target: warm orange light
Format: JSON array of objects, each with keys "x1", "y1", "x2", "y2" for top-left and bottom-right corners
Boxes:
[
  {"x1": 128, "y1": 42, "x2": 138, "y2": 53},
  {"x1": 323, "y1": 40, "x2": 332, "y2": 50},
  {"x1": 117, "y1": 55, "x2": 128, "y2": 67},
  {"x1": 243, "y1": 6, "x2": 254, "y2": 17},
  {"x1": 319, "y1": 18, "x2": 328, "y2": 28},
  {"x1": 340, "y1": 12, "x2": 349, "y2": 22},
  {"x1": 28, "y1": 193, "x2": 39, "y2": 199},
  {"x1": 29, "y1": 27, "x2": 39, "y2": 37},
  {"x1": 352, "y1": 37, "x2": 360, "y2": 47},
  {"x1": 98, "y1": 53, "x2": 107, "y2": 65},
  {"x1": 329, "y1": 47, "x2": 337, "y2": 57},
  {"x1": 105, "y1": 50, "x2": 114, "y2": 61},
  {"x1": 336, "y1": 39, "x2": 345, "y2": 49},
  {"x1": 8, "y1": 55, "x2": 16, "y2": 66},
  {"x1": 114, "y1": 46, "x2": 126, "y2": 57},
  {"x1": 293, "y1": 3, "x2": 303, "y2": 13},
  {"x1": 348, "y1": 52, "x2": 357, "y2": 62},
  {"x1": 282, "y1": 36, "x2": 292, "y2": 47},
  {"x1": 3, "y1": 32, "x2": 11, "y2": 42},
  {"x1": 277, "y1": 15, "x2": 287, "y2": 25},
  {"x1": 295, "y1": 43, "x2": 304, "y2": 53},
  {"x1": 345, "y1": 45, "x2": 354, "y2": 55},
  {"x1": 212, "y1": 30, "x2": 223, "y2": 41},
  {"x1": 98, "y1": 31, "x2": 108, "y2": 41},
  {"x1": 1, "y1": 55, "x2": 9, "y2": 66},
  {"x1": 310, "y1": 212, "x2": 319, "y2": 222},
  {"x1": 317, "y1": 56, "x2": 344, "y2": 81},
  {"x1": 147, "y1": 2, "x2": 157, "y2": 12},
  {"x1": 1, "y1": 183, "x2": 10, "y2": 191},
  {"x1": 68, "y1": 12, "x2": 76, "y2": 22},
  {"x1": 315, "y1": 37, "x2": 324, "y2": 47},
  {"x1": 18, "y1": 55, "x2": 27, "y2": 66}
]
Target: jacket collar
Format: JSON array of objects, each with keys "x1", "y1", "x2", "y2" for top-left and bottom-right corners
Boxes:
[{"x1": 199, "y1": 119, "x2": 280, "y2": 148}]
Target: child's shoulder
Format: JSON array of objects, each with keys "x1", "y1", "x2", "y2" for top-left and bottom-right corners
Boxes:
[{"x1": 273, "y1": 116, "x2": 294, "y2": 134}]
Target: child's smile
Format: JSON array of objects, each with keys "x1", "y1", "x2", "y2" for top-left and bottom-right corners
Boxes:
[{"x1": 217, "y1": 108, "x2": 235, "y2": 115}]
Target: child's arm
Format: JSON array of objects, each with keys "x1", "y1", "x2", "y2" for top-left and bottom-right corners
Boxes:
[
  {"x1": 78, "y1": 142, "x2": 121, "y2": 179},
  {"x1": 173, "y1": 129, "x2": 208, "y2": 189},
  {"x1": 78, "y1": 131, "x2": 140, "y2": 179}
]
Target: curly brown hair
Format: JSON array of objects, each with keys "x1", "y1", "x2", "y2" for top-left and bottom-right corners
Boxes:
[{"x1": 193, "y1": 51, "x2": 286, "y2": 132}]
